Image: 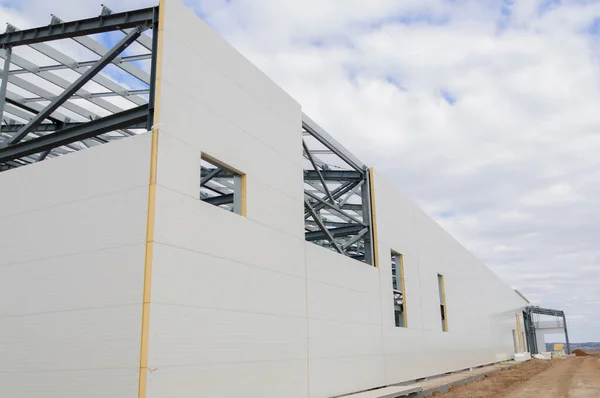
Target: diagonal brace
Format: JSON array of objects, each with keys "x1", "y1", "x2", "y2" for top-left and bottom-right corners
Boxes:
[
  {"x1": 303, "y1": 139, "x2": 335, "y2": 203},
  {"x1": 304, "y1": 198, "x2": 343, "y2": 254},
  {"x1": 201, "y1": 168, "x2": 222, "y2": 187},
  {"x1": 7, "y1": 26, "x2": 147, "y2": 146}
]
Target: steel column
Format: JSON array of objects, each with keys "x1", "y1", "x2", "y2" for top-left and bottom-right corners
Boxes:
[
  {"x1": 146, "y1": 6, "x2": 159, "y2": 130},
  {"x1": 0, "y1": 47, "x2": 11, "y2": 123},
  {"x1": 562, "y1": 313, "x2": 571, "y2": 354}
]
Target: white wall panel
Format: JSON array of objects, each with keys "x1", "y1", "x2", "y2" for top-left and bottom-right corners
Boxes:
[
  {"x1": 0, "y1": 305, "x2": 142, "y2": 371},
  {"x1": 143, "y1": 2, "x2": 531, "y2": 397},
  {"x1": 306, "y1": 243, "x2": 380, "y2": 294},
  {"x1": 0, "y1": 133, "x2": 151, "y2": 219},
  {"x1": 309, "y1": 319, "x2": 383, "y2": 359},
  {"x1": 0, "y1": 187, "x2": 149, "y2": 267},
  {"x1": 246, "y1": 176, "x2": 305, "y2": 238},
  {"x1": 309, "y1": 356, "x2": 385, "y2": 398},
  {"x1": 157, "y1": 81, "x2": 303, "y2": 201},
  {"x1": 151, "y1": 242, "x2": 306, "y2": 318},
  {"x1": 0, "y1": 134, "x2": 150, "y2": 397},
  {"x1": 373, "y1": 169, "x2": 528, "y2": 387},
  {"x1": 0, "y1": 369, "x2": 140, "y2": 398},
  {"x1": 147, "y1": 303, "x2": 307, "y2": 367},
  {"x1": 0, "y1": 244, "x2": 145, "y2": 317},
  {"x1": 160, "y1": 0, "x2": 300, "y2": 151},
  {"x1": 154, "y1": 185, "x2": 306, "y2": 277},
  {"x1": 151, "y1": 5, "x2": 306, "y2": 397},
  {"x1": 307, "y1": 280, "x2": 381, "y2": 325},
  {"x1": 155, "y1": 131, "x2": 201, "y2": 199},
  {"x1": 146, "y1": 360, "x2": 308, "y2": 398}
]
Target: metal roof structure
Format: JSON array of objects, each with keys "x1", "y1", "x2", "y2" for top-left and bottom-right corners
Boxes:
[
  {"x1": 0, "y1": 4, "x2": 375, "y2": 265},
  {"x1": 302, "y1": 115, "x2": 374, "y2": 264},
  {"x1": 0, "y1": 5, "x2": 159, "y2": 169}
]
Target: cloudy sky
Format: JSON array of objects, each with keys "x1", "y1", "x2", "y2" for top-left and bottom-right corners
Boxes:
[{"x1": 2, "y1": 0, "x2": 599, "y2": 342}]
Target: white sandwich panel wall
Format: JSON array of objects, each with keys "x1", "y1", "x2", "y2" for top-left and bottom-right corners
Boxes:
[
  {"x1": 145, "y1": 1, "x2": 529, "y2": 397},
  {"x1": 373, "y1": 170, "x2": 527, "y2": 385},
  {"x1": 0, "y1": 134, "x2": 152, "y2": 397},
  {"x1": 146, "y1": 1, "x2": 307, "y2": 397},
  {"x1": 305, "y1": 244, "x2": 386, "y2": 397}
]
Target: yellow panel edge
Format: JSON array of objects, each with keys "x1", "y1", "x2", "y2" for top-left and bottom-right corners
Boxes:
[{"x1": 138, "y1": 127, "x2": 158, "y2": 398}]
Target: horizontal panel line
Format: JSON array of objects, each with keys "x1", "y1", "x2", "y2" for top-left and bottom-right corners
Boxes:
[{"x1": 0, "y1": 302, "x2": 142, "y2": 320}]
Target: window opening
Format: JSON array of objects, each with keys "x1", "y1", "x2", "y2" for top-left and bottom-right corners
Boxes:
[
  {"x1": 200, "y1": 154, "x2": 245, "y2": 215},
  {"x1": 391, "y1": 251, "x2": 407, "y2": 327}
]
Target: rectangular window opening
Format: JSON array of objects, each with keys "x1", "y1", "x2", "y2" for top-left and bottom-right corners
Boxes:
[
  {"x1": 438, "y1": 274, "x2": 448, "y2": 332},
  {"x1": 200, "y1": 154, "x2": 246, "y2": 216},
  {"x1": 391, "y1": 251, "x2": 407, "y2": 328}
]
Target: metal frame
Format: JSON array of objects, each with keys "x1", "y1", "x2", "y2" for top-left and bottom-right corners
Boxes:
[
  {"x1": 0, "y1": 5, "x2": 159, "y2": 168},
  {"x1": 523, "y1": 306, "x2": 571, "y2": 354},
  {"x1": 302, "y1": 114, "x2": 375, "y2": 265}
]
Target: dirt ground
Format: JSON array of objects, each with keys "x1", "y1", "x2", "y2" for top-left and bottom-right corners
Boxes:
[{"x1": 437, "y1": 356, "x2": 600, "y2": 397}]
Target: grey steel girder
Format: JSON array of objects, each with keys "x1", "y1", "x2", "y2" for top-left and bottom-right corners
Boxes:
[
  {"x1": 0, "y1": 7, "x2": 155, "y2": 48},
  {"x1": 0, "y1": 105, "x2": 148, "y2": 163}
]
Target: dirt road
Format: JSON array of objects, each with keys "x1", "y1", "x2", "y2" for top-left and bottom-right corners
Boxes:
[{"x1": 440, "y1": 357, "x2": 600, "y2": 397}]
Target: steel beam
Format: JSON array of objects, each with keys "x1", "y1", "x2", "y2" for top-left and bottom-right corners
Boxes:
[
  {"x1": 8, "y1": 54, "x2": 151, "y2": 75},
  {"x1": 0, "y1": 7, "x2": 155, "y2": 48},
  {"x1": 341, "y1": 228, "x2": 369, "y2": 249},
  {"x1": 203, "y1": 193, "x2": 234, "y2": 206},
  {"x1": 303, "y1": 169, "x2": 362, "y2": 181},
  {"x1": 19, "y1": 90, "x2": 150, "y2": 104},
  {"x1": 1, "y1": 121, "x2": 145, "y2": 133},
  {"x1": 305, "y1": 224, "x2": 365, "y2": 241},
  {"x1": 201, "y1": 168, "x2": 222, "y2": 186},
  {"x1": 7, "y1": 26, "x2": 146, "y2": 146},
  {"x1": 0, "y1": 105, "x2": 148, "y2": 163},
  {"x1": 302, "y1": 114, "x2": 365, "y2": 172},
  {"x1": 5, "y1": 95, "x2": 68, "y2": 124},
  {"x1": 37, "y1": 149, "x2": 50, "y2": 162}
]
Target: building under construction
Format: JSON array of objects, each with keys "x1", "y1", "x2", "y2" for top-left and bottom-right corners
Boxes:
[{"x1": 0, "y1": 0, "x2": 569, "y2": 397}]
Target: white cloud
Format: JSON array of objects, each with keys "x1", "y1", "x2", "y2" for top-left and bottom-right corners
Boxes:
[{"x1": 2, "y1": 0, "x2": 599, "y2": 342}]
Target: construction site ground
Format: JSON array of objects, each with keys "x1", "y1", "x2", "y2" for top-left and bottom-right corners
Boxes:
[{"x1": 437, "y1": 354, "x2": 600, "y2": 398}]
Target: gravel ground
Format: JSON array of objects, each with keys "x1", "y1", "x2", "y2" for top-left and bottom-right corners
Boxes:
[{"x1": 436, "y1": 356, "x2": 600, "y2": 398}]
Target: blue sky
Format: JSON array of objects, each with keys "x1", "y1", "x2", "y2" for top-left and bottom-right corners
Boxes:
[{"x1": 1, "y1": 0, "x2": 600, "y2": 342}]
